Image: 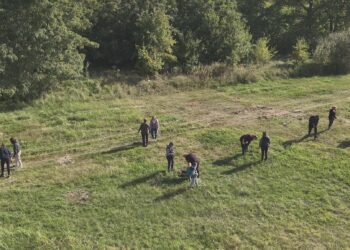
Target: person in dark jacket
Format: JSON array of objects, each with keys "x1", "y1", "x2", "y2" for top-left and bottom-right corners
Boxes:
[
  {"x1": 10, "y1": 138, "x2": 22, "y2": 168},
  {"x1": 328, "y1": 106, "x2": 337, "y2": 129},
  {"x1": 259, "y1": 132, "x2": 270, "y2": 161},
  {"x1": 184, "y1": 153, "x2": 200, "y2": 178},
  {"x1": 166, "y1": 142, "x2": 174, "y2": 171},
  {"x1": 308, "y1": 115, "x2": 319, "y2": 139},
  {"x1": 138, "y1": 119, "x2": 150, "y2": 147},
  {"x1": 240, "y1": 134, "x2": 258, "y2": 155},
  {"x1": 0, "y1": 144, "x2": 12, "y2": 178}
]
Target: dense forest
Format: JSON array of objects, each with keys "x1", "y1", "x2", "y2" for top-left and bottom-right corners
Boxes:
[{"x1": 0, "y1": 0, "x2": 350, "y2": 99}]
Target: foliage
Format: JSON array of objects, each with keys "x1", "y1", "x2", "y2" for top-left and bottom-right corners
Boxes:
[
  {"x1": 292, "y1": 38, "x2": 310, "y2": 64},
  {"x1": 135, "y1": 7, "x2": 176, "y2": 75},
  {"x1": 175, "y1": 0, "x2": 252, "y2": 68},
  {"x1": 253, "y1": 37, "x2": 276, "y2": 64},
  {"x1": 237, "y1": 0, "x2": 350, "y2": 54},
  {"x1": 0, "y1": 0, "x2": 97, "y2": 100},
  {"x1": 314, "y1": 29, "x2": 350, "y2": 73}
]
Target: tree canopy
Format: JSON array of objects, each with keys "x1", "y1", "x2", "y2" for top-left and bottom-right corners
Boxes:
[{"x1": 0, "y1": 0, "x2": 349, "y2": 99}]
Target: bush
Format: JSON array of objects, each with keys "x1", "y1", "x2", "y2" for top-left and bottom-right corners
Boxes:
[
  {"x1": 314, "y1": 30, "x2": 350, "y2": 74},
  {"x1": 253, "y1": 37, "x2": 276, "y2": 64},
  {"x1": 292, "y1": 38, "x2": 310, "y2": 64}
]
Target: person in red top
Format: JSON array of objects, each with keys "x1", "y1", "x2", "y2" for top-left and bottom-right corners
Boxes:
[{"x1": 240, "y1": 134, "x2": 258, "y2": 155}]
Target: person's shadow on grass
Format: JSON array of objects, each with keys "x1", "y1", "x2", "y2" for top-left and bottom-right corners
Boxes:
[
  {"x1": 283, "y1": 134, "x2": 309, "y2": 148},
  {"x1": 102, "y1": 142, "x2": 142, "y2": 154},
  {"x1": 154, "y1": 187, "x2": 188, "y2": 202},
  {"x1": 221, "y1": 161, "x2": 261, "y2": 175},
  {"x1": 120, "y1": 171, "x2": 164, "y2": 188},
  {"x1": 338, "y1": 140, "x2": 350, "y2": 149},
  {"x1": 158, "y1": 177, "x2": 187, "y2": 186},
  {"x1": 212, "y1": 154, "x2": 241, "y2": 166},
  {"x1": 283, "y1": 129, "x2": 329, "y2": 148}
]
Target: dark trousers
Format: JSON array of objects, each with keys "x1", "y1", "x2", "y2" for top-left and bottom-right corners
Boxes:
[
  {"x1": 1, "y1": 158, "x2": 10, "y2": 176},
  {"x1": 261, "y1": 147, "x2": 268, "y2": 161},
  {"x1": 328, "y1": 119, "x2": 334, "y2": 129},
  {"x1": 241, "y1": 143, "x2": 249, "y2": 155},
  {"x1": 141, "y1": 133, "x2": 148, "y2": 147},
  {"x1": 308, "y1": 125, "x2": 317, "y2": 139},
  {"x1": 166, "y1": 155, "x2": 174, "y2": 171},
  {"x1": 150, "y1": 128, "x2": 158, "y2": 139}
]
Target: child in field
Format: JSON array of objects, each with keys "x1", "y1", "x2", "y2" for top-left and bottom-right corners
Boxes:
[{"x1": 184, "y1": 153, "x2": 200, "y2": 188}]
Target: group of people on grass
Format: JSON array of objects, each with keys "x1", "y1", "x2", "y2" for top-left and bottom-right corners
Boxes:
[
  {"x1": 0, "y1": 138, "x2": 22, "y2": 178},
  {"x1": 308, "y1": 106, "x2": 337, "y2": 139},
  {"x1": 138, "y1": 116, "x2": 159, "y2": 147},
  {"x1": 138, "y1": 106, "x2": 338, "y2": 188}
]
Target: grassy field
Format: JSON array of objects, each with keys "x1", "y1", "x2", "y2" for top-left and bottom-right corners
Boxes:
[{"x1": 0, "y1": 75, "x2": 349, "y2": 249}]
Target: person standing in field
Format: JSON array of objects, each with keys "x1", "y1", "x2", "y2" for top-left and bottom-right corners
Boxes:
[
  {"x1": 138, "y1": 119, "x2": 150, "y2": 147},
  {"x1": 0, "y1": 144, "x2": 12, "y2": 178},
  {"x1": 10, "y1": 138, "x2": 22, "y2": 168},
  {"x1": 166, "y1": 142, "x2": 174, "y2": 171},
  {"x1": 308, "y1": 115, "x2": 319, "y2": 139},
  {"x1": 328, "y1": 106, "x2": 337, "y2": 129},
  {"x1": 240, "y1": 134, "x2": 258, "y2": 155},
  {"x1": 150, "y1": 116, "x2": 159, "y2": 140},
  {"x1": 259, "y1": 132, "x2": 270, "y2": 161}
]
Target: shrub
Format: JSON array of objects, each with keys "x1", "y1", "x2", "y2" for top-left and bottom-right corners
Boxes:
[
  {"x1": 253, "y1": 37, "x2": 276, "y2": 64},
  {"x1": 292, "y1": 38, "x2": 310, "y2": 64},
  {"x1": 314, "y1": 30, "x2": 350, "y2": 74}
]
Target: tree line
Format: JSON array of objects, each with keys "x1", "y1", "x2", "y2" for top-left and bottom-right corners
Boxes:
[{"x1": 0, "y1": 0, "x2": 349, "y2": 99}]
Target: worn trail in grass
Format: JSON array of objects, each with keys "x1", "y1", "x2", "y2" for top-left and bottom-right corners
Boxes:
[{"x1": 0, "y1": 76, "x2": 349, "y2": 249}]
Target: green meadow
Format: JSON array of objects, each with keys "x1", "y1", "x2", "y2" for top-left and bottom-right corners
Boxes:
[{"x1": 0, "y1": 75, "x2": 349, "y2": 249}]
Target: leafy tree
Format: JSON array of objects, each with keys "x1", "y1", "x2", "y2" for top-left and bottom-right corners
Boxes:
[
  {"x1": 0, "y1": 0, "x2": 96, "y2": 100},
  {"x1": 175, "y1": 0, "x2": 251, "y2": 67},
  {"x1": 292, "y1": 38, "x2": 310, "y2": 64},
  {"x1": 238, "y1": 0, "x2": 350, "y2": 54},
  {"x1": 253, "y1": 37, "x2": 276, "y2": 64},
  {"x1": 135, "y1": 7, "x2": 176, "y2": 75}
]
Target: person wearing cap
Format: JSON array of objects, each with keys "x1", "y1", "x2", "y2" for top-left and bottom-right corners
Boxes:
[
  {"x1": 0, "y1": 143, "x2": 12, "y2": 178},
  {"x1": 138, "y1": 119, "x2": 150, "y2": 147},
  {"x1": 240, "y1": 134, "x2": 258, "y2": 155},
  {"x1": 150, "y1": 116, "x2": 159, "y2": 140},
  {"x1": 328, "y1": 106, "x2": 337, "y2": 129},
  {"x1": 166, "y1": 142, "x2": 174, "y2": 171},
  {"x1": 308, "y1": 115, "x2": 319, "y2": 139},
  {"x1": 10, "y1": 138, "x2": 22, "y2": 168},
  {"x1": 259, "y1": 132, "x2": 270, "y2": 161}
]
